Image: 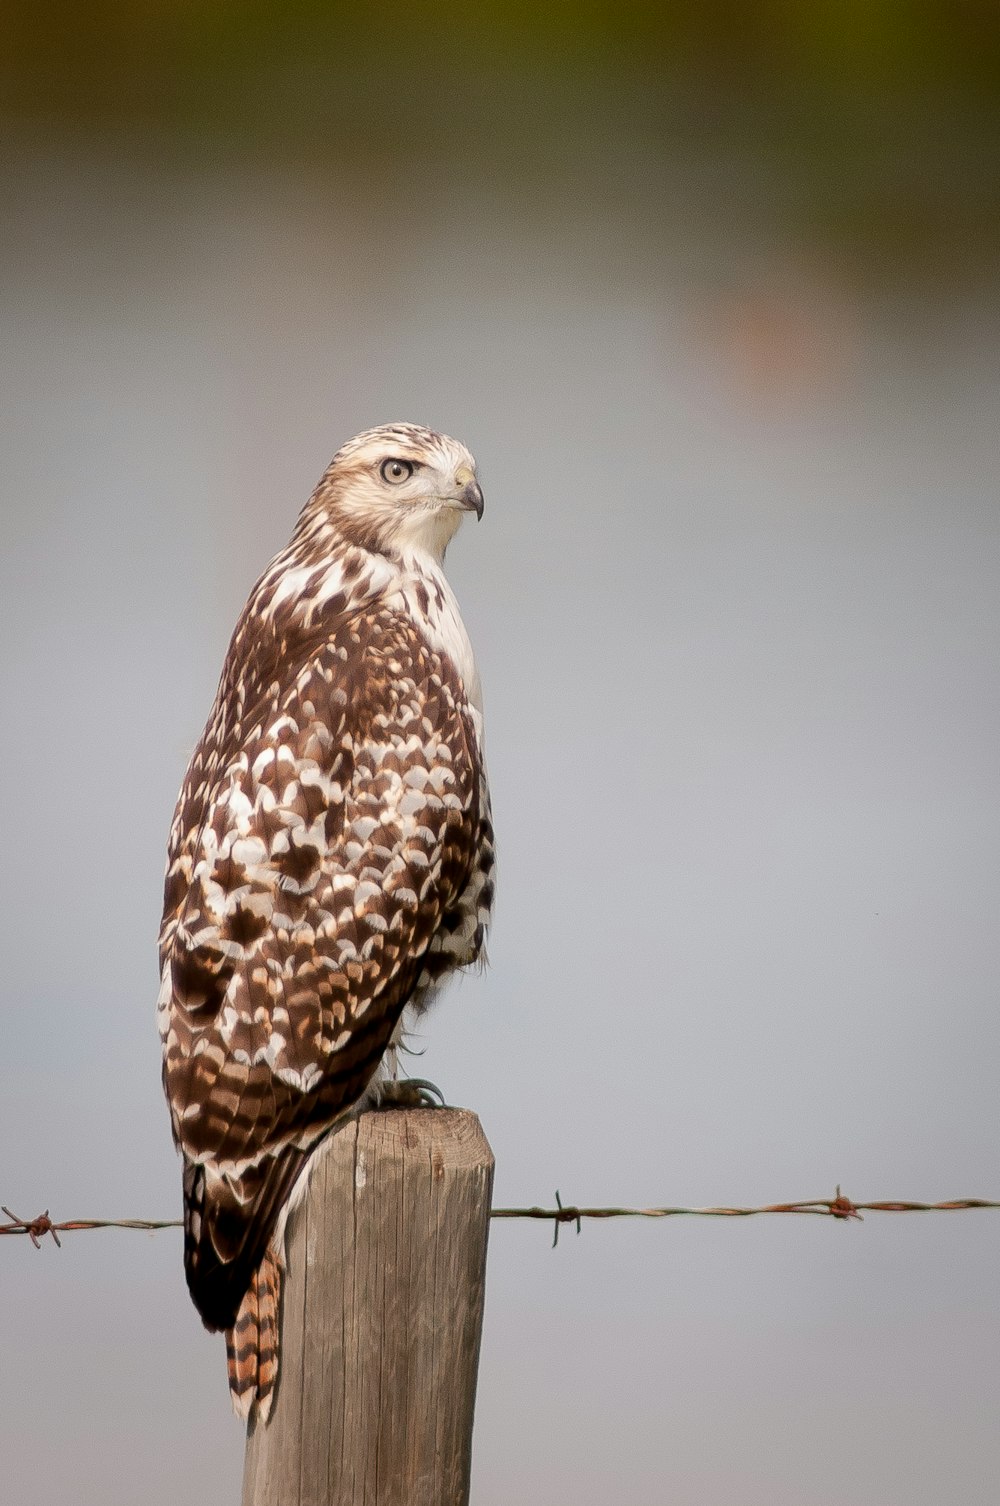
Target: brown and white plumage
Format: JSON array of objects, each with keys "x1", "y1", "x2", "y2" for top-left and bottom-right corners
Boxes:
[{"x1": 157, "y1": 424, "x2": 494, "y2": 1419}]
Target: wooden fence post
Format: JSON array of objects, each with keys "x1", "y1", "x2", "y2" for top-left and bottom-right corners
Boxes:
[{"x1": 241, "y1": 1107, "x2": 494, "y2": 1506}]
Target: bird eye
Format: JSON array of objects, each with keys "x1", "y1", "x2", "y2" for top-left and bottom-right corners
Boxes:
[{"x1": 380, "y1": 458, "x2": 414, "y2": 484}]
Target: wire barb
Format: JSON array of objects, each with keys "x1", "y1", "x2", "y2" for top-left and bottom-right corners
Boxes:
[
  {"x1": 1, "y1": 1207, "x2": 62, "y2": 1249},
  {"x1": 551, "y1": 1190, "x2": 583, "y2": 1247},
  {"x1": 830, "y1": 1184, "x2": 863, "y2": 1221}
]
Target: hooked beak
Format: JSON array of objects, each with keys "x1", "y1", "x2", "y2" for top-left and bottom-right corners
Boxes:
[{"x1": 454, "y1": 469, "x2": 485, "y2": 521}]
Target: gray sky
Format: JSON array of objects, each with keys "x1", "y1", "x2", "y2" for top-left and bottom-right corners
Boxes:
[{"x1": 2, "y1": 126, "x2": 999, "y2": 1505}]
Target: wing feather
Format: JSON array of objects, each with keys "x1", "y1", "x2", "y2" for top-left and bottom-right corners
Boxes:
[{"x1": 159, "y1": 594, "x2": 486, "y2": 1329}]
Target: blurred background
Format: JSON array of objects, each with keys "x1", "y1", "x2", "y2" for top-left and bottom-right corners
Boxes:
[{"x1": 2, "y1": 4, "x2": 999, "y2": 1502}]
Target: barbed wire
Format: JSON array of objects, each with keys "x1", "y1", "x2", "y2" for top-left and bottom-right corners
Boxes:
[
  {"x1": 492, "y1": 1189, "x2": 1000, "y2": 1245},
  {"x1": 4, "y1": 1189, "x2": 1000, "y2": 1250}
]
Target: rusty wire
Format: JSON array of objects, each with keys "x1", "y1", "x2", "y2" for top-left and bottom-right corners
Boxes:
[
  {"x1": 490, "y1": 1188, "x2": 1000, "y2": 1245},
  {"x1": 1, "y1": 1206, "x2": 181, "y2": 1243},
  {"x1": 4, "y1": 1189, "x2": 1000, "y2": 1251}
]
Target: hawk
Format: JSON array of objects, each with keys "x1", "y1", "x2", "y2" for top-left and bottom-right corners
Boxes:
[{"x1": 157, "y1": 424, "x2": 494, "y2": 1419}]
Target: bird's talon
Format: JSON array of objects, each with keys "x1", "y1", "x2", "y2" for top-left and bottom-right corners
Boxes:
[{"x1": 374, "y1": 1077, "x2": 447, "y2": 1109}]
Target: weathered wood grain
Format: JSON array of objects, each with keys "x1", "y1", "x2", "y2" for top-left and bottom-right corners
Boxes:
[{"x1": 241, "y1": 1108, "x2": 494, "y2": 1506}]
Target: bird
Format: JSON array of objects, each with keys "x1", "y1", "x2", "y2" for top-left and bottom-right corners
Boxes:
[{"x1": 157, "y1": 423, "x2": 495, "y2": 1420}]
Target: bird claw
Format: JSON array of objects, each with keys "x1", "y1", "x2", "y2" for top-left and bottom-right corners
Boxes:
[{"x1": 372, "y1": 1076, "x2": 447, "y2": 1110}]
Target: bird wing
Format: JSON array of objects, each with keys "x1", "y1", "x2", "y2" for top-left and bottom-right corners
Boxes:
[{"x1": 159, "y1": 594, "x2": 488, "y2": 1329}]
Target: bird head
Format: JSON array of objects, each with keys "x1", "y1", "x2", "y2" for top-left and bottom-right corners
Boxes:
[{"x1": 314, "y1": 423, "x2": 484, "y2": 563}]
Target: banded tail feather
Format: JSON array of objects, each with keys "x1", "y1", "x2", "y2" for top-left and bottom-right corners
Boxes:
[{"x1": 226, "y1": 1249, "x2": 282, "y2": 1420}]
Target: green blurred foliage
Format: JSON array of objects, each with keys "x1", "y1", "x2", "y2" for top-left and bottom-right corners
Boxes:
[
  {"x1": 5, "y1": 1, "x2": 998, "y2": 121},
  {"x1": 3, "y1": 1, "x2": 998, "y2": 285}
]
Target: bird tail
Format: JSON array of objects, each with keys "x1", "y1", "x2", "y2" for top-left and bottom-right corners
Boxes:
[{"x1": 225, "y1": 1248, "x2": 282, "y2": 1422}]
